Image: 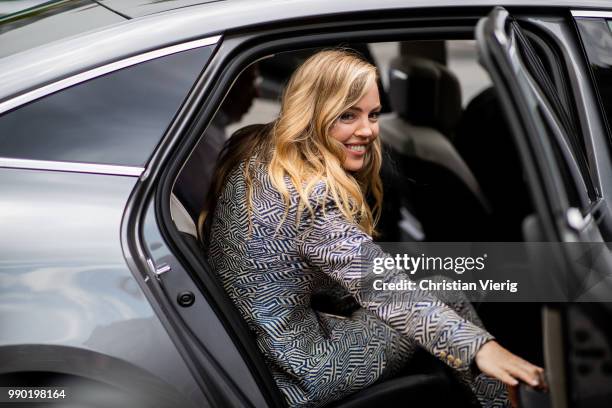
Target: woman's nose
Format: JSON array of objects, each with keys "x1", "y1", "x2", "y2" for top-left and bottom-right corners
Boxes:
[{"x1": 355, "y1": 119, "x2": 374, "y2": 138}]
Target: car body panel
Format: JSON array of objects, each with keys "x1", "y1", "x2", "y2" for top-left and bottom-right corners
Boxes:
[
  {"x1": 0, "y1": 168, "x2": 203, "y2": 407},
  {"x1": 140, "y1": 200, "x2": 268, "y2": 407}
]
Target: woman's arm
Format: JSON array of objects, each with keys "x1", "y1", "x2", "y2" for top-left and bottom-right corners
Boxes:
[
  {"x1": 296, "y1": 181, "x2": 493, "y2": 374},
  {"x1": 297, "y1": 181, "x2": 546, "y2": 389}
]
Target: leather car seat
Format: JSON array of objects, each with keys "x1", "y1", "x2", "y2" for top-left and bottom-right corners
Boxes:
[
  {"x1": 454, "y1": 87, "x2": 532, "y2": 241},
  {"x1": 378, "y1": 56, "x2": 491, "y2": 241}
]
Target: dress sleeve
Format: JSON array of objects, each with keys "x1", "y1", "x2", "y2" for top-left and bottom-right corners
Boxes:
[{"x1": 296, "y1": 182, "x2": 494, "y2": 373}]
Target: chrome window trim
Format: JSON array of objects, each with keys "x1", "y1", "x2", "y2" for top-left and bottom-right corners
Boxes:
[
  {"x1": 0, "y1": 157, "x2": 144, "y2": 176},
  {"x1": 0, "y1": 35, "x2": 221, "y2": 115},
  {"x1": 572, "y1": 10, "x2": 612, "y2": 18}
]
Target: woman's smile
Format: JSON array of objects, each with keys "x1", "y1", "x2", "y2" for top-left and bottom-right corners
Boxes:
[{"x1": 344, "y1": 143, "x2": 369, "y2": 155}]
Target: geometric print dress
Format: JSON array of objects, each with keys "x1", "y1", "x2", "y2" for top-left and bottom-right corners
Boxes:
[{"x1": 207, "y1": 156, "x2": 510, "y2": 407}]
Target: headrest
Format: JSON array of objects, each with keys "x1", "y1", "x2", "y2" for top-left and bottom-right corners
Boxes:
[{"x1": 388, "y1": 56, "x2": 462, "y2": 137}]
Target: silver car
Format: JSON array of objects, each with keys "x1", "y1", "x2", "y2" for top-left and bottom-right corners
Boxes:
[{"x1": 1, "y1": 1, "x2": 612, "y2": 407}]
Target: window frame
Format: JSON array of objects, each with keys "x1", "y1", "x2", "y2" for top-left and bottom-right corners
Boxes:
[{"x1": 518, "y1": 23, "x2": 599, "y2": 207}]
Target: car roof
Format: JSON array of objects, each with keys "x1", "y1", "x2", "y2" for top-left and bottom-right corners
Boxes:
[
  {"x1": 98, "y1": 0, "x2": 611, "y2": 18},
  {"x1": 0, "y1": 0, "x2": 125, "y2": 60},
  {"x1": 98, "y1": 0, "x2": 612, "y2": 18},
  {"x1": 1, "y1": 0, "x2": 611, "y2": 112},
  {"x1": 98, "y1": 0, "x2": 223, "y2": 18}
]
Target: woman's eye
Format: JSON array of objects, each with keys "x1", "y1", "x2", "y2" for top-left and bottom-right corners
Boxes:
[
  {"x1": 369, "y1": 111, "x2": 381, "y2": 121},
  {"x1": 339, "y1": 112, "x2": 355, "y2": 121}
]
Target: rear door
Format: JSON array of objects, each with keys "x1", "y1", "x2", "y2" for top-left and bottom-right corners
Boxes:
[{"x1": 477, "y1": 6, "x2": 612, "y2": 408}]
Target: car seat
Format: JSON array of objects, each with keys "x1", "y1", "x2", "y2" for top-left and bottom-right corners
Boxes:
[
  {"x1": 454, "y1": 87, "x2": 533, "y2": 241},
  {"x1": 378, "y1": 56, "x2": 491, "y2": 241}
]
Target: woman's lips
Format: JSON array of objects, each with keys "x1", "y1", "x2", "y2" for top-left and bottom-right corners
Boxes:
[{"x1": 344, "y1": 144, "x2": 368, "y2": 156}]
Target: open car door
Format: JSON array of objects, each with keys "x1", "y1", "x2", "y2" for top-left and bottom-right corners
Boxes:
[{"x1": 477, "y1": 7, "x2": 612, "y2": 408}]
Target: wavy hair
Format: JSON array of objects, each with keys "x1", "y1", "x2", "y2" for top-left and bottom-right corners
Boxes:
[{"x1": 198, "y1": 49, "x2": 383, "y2": 242}]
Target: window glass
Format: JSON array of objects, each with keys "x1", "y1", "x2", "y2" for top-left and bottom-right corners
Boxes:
[
  {"x1": 0, "y1": 45, "x2": 212, "y2": 166},
  {"x1": 576, "y1": 18, "x2": 612, "y2": 142}
]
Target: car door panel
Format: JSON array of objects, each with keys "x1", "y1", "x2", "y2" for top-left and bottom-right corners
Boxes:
[
  {"x1": 477, "y1": 7, "x2": 612, "y2": 408},
  {"x1": 0, "y1": 168, "x2": 200, "y2": 407}
]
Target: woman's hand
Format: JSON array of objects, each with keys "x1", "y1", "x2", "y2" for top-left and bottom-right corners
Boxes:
[{"x1": 474, "y1": 340, "x2": 547, "y2": 390}]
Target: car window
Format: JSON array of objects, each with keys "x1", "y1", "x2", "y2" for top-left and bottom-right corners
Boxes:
[
  {"x1": 576, "y1": 18, "x2": 612, "y2": 145},
  {"x1": 0, "y1": 45, "x2": 212, "y2": 167}
]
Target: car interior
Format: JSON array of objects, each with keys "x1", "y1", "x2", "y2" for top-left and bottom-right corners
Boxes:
[{"x1": 168, "y1": 39, "x2": 545, "y2": 407}]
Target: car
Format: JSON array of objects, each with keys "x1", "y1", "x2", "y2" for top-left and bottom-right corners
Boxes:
[{"x1": 1, "y1": 0, "x2": 612, "y2": 407}]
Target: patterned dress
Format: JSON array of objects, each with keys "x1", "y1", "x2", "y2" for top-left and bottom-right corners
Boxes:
[{"x1": 207, "y1": 156, "x2": 510, "y2": 407}]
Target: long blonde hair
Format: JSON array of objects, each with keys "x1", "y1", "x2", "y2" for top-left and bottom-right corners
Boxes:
[{"x1": 198, "y1": 49, "x2": 383, "y2": 242}]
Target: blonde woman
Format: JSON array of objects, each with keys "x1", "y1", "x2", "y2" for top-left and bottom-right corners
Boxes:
[{"x1": 199, "y1": 49, "x2": 544, "y2": 407}]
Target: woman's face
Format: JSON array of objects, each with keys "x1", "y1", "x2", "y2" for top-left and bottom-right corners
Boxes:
[{"x1": 329, "y1": 82, "x2": 381, "y2": 172}]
